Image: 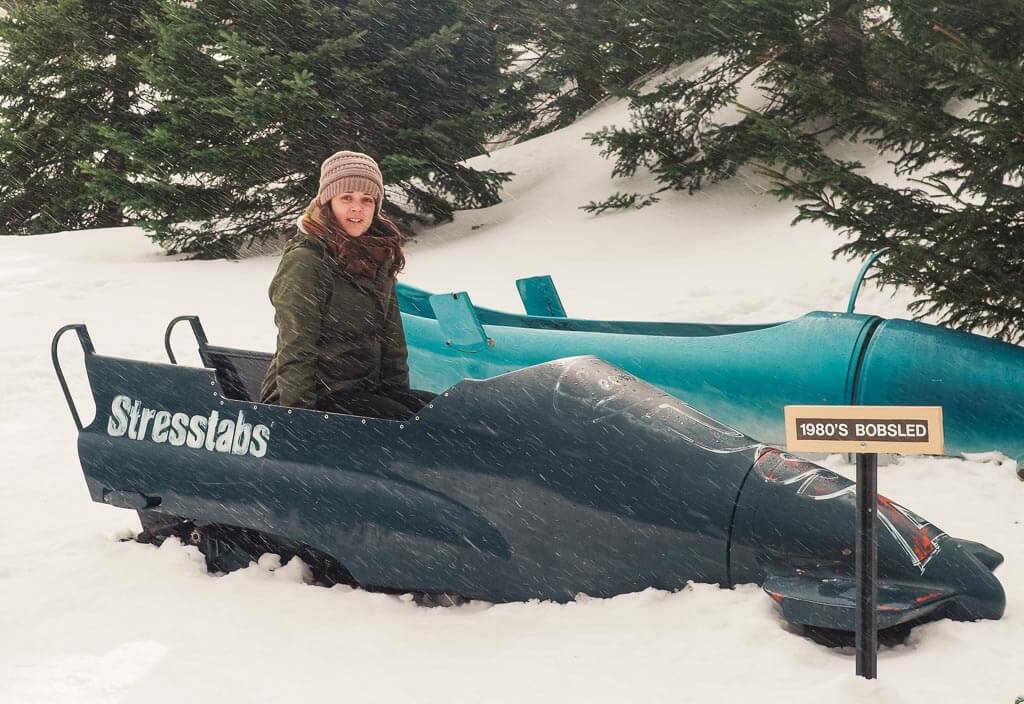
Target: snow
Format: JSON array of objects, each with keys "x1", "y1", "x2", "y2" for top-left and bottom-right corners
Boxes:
[{"x1": 1, "y1": 93, "x2": 1021, "y2": 703}]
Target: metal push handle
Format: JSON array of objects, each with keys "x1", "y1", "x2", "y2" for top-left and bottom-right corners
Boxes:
[
  {"x1": 51, "y1": 324, "x2": 95, "y2": 432},
  {"x1": 164, "y1": 315, "x2": 209, "y2": 365},
  {"x1": 846, "y1": 248, "x2": 890, "y2": 314}
]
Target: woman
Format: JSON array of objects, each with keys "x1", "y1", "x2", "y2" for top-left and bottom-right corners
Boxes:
[{"x1": 259, "y1": 150, "x2": 433, "y2": 420}]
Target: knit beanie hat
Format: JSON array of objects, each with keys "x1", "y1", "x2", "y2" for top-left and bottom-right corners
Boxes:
[{"x1": 315, "y1": 151, "x2": 384, "y2": 214}]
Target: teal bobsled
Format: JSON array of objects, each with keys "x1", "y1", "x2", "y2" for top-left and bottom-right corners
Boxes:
[{"x1": 396, "y1": 275, "x2": 1024, "y2": 461}]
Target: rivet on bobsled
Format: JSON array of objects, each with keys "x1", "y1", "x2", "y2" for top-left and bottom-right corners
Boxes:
[{"x1": 51, "y1": 320, "x2": 1005, "y2": 638}]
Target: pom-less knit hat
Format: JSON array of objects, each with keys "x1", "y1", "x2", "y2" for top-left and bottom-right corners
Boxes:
[{"x1": 315, "y1": 151, "x2": 384, "y2": 214}]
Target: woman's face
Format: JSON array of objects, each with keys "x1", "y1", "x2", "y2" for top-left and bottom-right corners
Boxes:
[{"x1": 330, "y1": 191, "x2": 376, "y2": 237}]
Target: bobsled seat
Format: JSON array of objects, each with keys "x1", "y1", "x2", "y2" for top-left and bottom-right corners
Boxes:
[
  {"x1": 166, "y1": 317, "x2": 431, "y2": 415},
  {"x1": 201, "y1": 345, "x2": 272, "y2": 403},
  {"x1": 166, "y1": 316, "x2": 272, "y2": 403}
]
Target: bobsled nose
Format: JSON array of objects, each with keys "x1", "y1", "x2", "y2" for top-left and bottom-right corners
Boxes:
[{"x1": 929, "y1": 539, "x2": 1006, "y2": 622}]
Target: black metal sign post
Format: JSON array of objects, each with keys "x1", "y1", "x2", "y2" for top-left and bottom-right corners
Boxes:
[
  {"x1": 855, "y1": 452, "x2": 878, "y2": 679},
  {"x1": 783, "y1": 404, "x2": 944, "y2": 681}
]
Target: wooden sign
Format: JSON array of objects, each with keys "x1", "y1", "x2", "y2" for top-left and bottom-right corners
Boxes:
[{"x1": 784, "y1": 405, "x2": 944, "y2": 454}]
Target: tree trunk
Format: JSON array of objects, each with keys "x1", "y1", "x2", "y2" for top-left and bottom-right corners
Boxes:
[
  {"x1": 824, "y1": 0, "x2": 867, "y2": 94},
  {"x1": 571, "y1": 0, "x2": 605, "y2": 109},
  {"x1": 95, "y1": 3, "x2": 132, "y2": 228}
]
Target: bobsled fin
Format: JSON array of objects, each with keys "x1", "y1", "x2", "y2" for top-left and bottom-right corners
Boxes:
[
  {"x1": 952, "y1": 539, "x2": 1004, "y2": 571},
  {"x1": 101, "y1": 489, "x2": 161, "y2": 510},
  {"x1": 516, "y1": 275, "x2": 567, "y2": 318},
  {"x1": 763, "y1": 575, "x2": 954, "y2": 631},
  {"x1": 428, "y1": 292, "x2": 493, "y2": 352}
]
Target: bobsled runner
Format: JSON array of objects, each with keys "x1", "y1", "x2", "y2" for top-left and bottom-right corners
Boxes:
[
  {"x1": 395, "y1": 271, "x2": 1024, "y2": 463},
  {"x1": 52, "y1": 320, "x2": 1005, "y2": 638}
]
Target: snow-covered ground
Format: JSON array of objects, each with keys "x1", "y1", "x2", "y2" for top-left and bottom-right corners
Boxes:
[{"x1": 1, "y1": 93, "x2": 1021, "y2": 703}]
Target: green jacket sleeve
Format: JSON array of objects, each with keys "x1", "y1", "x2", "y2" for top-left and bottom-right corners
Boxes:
[
  {"x1": 269, "y1": 245, "x2": 329, "y2": 408},
  {"x1": 380, "y1": 280, "x2": 411, "y2": 390}
]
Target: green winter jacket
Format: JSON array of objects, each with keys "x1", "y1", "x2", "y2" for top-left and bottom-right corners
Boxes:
[{"x1": 259, "y1": 231, "x2": 410, "y2": 409}]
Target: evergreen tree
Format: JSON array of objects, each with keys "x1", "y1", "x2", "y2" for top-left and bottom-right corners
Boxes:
[
  {"x1": 507, "y1": 0, "x2": 693, "y2": 139},
  {"x1": 113, "y1": 0, "x2": 521, "y2": 257},
  {"x1": 0, "y1": 0, "x2": 158, "y2": 234},
  {"x1": 585, "y1": 1, "x2": 1024, "y2": 342}
]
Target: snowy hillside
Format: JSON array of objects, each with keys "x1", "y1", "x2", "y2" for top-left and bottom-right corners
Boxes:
[{"x1": 1, "y1": 92, "x2": 1021, "y2": 703}]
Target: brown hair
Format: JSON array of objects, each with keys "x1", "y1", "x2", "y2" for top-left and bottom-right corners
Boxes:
[{"x1": 301, "y1": 199, "x2": 406, "y2": 279}]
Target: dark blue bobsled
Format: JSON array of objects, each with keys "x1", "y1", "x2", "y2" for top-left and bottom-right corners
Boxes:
[{"x1": 52, "y1": 322, "x2": 1005, "y2": 636}]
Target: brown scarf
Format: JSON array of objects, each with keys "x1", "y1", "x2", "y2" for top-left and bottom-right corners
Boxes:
[{"x1": 301, "y1": 199, "x2": 406, "y2": 281}]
